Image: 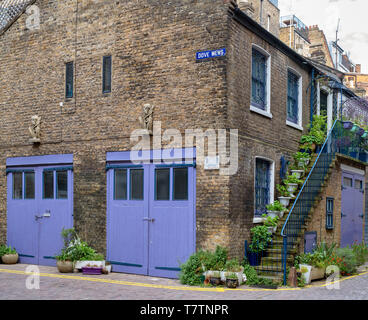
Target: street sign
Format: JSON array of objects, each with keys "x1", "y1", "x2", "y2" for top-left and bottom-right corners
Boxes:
[{"x1": 196, "y1": 48, "x2": 226, "y2": 60}]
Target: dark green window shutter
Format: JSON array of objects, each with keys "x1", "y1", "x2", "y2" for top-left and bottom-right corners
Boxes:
[
  {"x1": 65, "y1": 62, "x2": 74, "y2": 98},
  {"x1": 103, "y1": 56, "x2": 112, "y2": 93}
]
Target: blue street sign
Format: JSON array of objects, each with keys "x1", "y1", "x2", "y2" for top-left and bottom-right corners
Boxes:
[{"x1": 196, "y1": 48, "x2": 226, "y2": 60}]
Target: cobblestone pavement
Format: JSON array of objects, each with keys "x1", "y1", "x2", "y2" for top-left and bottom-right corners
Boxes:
[{"x1": 1, "y1": 264, "x2": 368, "y2": 300}]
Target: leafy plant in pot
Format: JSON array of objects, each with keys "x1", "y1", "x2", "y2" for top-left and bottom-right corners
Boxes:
[
  {"x1": 284, "y1": 173, "x2": 303, "y2": 198},
  {"x1": 276, "y1": 184, "x2": 291, "y2": 207},
  {"x1": 262, "y1": 214, "x2": 279, "y2": 234},
  {"x1": 266, "y1": 201, "x2": 286, "y2": 218},
  {"x1": 0, "y1": 245, "x2": 18, "y2": 264},
  {"x1": 225, "y1": 272, "x2": 239, "y2": 288},
  {"x1": 210, "y1": 271, "x2": 222, "y2": 286},
  {"x1": 293, "y1": 152, "x2": 311, "y2": 169},
  {"x1": 248, "y1": 226, "x2": 272, "y2": 266}
]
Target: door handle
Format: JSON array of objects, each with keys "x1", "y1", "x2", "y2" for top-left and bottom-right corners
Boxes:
[
  {"x1": 43, "y1": 210, "x2": 51, "y2": 218},
  {"x1": 143, "y1": 217, "x2": 155, "y2": 222},
  {"x1": 35, "y1": 215, "x2": 43, "y2": 221}
]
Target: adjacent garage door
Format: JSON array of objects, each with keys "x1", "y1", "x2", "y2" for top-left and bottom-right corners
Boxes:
[
  {"x1": 106, "y1": 149, "x2": 196, "y2": 278},
  {"x1": 6, "y1": 155, "x2": 73, "y2": 266},
  {"x1": 341, "y1": 170, "x2": 365, "y2": 248}
]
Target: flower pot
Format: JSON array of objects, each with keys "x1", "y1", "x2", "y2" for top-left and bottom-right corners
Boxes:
[
  {"x1": 75, "y1": 260, "x2": 105, "y2": 269},
  {"x1": 247, "y1": 251, "x2": 261, "y2": 266},
  {"x1": 311, "y1": 267, "x2": 325, "y2": 281},
  {"x1": 278, "y1": 197, "x2": 291, "y2": 208},
  {"x1": 291, "y1": 170, "x2": 304, "y2": 179},
  {"x1": 343, "y1": 121, "x2": 353, "y2": 130},
  {"x1": 225, "y1": 278, "x2": 238, "y2": 289},
  {"x1": 57, "y1": 260, "x2": 74, "y2": 273},
  {"x1": 210, "y1": 277, "x2": 222, "y2": 286},
  {"x1": 287, "y1": 183, "x2": 298, "y2": 198},
  {"x1": 2, "y1": 253, "x2": 18, "y2": 264},
  {"x1": 267, "y1": 211, "x2": 279, "y2": 218},
  {"x1": 82, "y1": 267, "x2": 103, "y2": 275},
  {"x1": 299, "y1": 264, "x2": 312, "y2": 284},
  {"x1": 267, "y1": 226, "x2": 277, "y2": 234},
  {"x1": 362, "y1": 131, "x2": 368, "y2": 139}
]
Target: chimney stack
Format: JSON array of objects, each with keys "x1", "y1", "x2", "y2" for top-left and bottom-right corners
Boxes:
[{"x1": 237, "y1": 0, "x2": 255, "y2": 18}]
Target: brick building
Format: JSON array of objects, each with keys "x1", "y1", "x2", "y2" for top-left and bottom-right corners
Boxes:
[{"x1": 0, "y1": 0, "x2": 366, "y2": 279}]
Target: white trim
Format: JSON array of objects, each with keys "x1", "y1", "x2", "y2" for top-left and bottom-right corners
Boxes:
[
  {"x1": 250, "y1": 105, "x2": 273, "y2": 118},
  {"x1": 253, "y1": 217, "x2": 265, "y2": 224},
  {"x1": 254, "y1": 156, "x2": 275, "y2": 219},
  {"x1": 286, "y1": 120, "x2": 303, "y2": 131},
  {"x1": 287, "y1": 67, "x2": 303, "y2": 128},
  {"x1": 341, "y1": 164, "x2": 365, "y2": 176},
  {"x1": 251, "y1": 44, "x2": 271, "y2": 115}
]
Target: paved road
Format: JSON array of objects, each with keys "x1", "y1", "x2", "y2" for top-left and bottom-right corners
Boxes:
[{"x1": 1, "y1": 264, "x2": 368, "y2": 300}]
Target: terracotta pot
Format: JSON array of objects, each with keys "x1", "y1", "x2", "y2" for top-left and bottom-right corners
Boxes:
[
  {"x1": 57, "y1": 260, "x2": 74, "y2": 273},
  {"x1": 2, "y1": 253, "x2": 18, "y2": 264}
]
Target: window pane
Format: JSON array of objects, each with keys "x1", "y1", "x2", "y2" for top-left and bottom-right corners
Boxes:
[
  {"x1": 65, "y1": 62, "x2": 74, "y2": 98},
  {"x1": 287, "y1": 71, "x2": 299, "y2": 124},
  {"x1": 355, "y1": 180, "x2": 363, "y2": 190},
  {"x1": 13, "y1": 172, "x2": 23, "y2": 199},
  {"x1": 103, "y1": 56, "x2": 112, "y2": 93},
  {"x1": 343, "y1": 177, "x2": 353, "y2": 188},
  {"x1": 156, "y1": 169, "x2": 170, "y2": 200},
  {"x1": 25, "y1": 172, "x2": 35, "y2": 199},
  {"x1": 114, "y1": 169, "x2": 127, "y2": 200},
  {"x1": 43, "y1": 171, "x2": 54, "y2": 199},
  {"x1": 174, "y1": 168, "x2": 188, "y2": 200},
  {"x1": 56, "y1": 171, "x2": 68, "y2": 199},
  {"x1": 130, "y1": 169, "x2": 144, "y2": 200},
  {"x1": 251, "y1": 48, "x2": 267, "y2": 109}
]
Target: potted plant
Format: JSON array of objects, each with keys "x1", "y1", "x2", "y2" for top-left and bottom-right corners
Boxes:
[
  {"x1": 225, "y1": 272, "x2": 239, "y2": 288},
  {"x1": 284, "y1": 173, "x2": 303, "y2": 198},
  {"x1": 210, "y1": 271, "x2": 221, "y2": 286},
  {"x1": 248, "y1": 226, "x2": 272, "y2": 266},
  {"x1": 0, "y1": 245, "x2": 18, "y2": 264},
  {"x1": 276, "y1": 184, "x2": 292, "y2": 207},
  {"x1": 55, "y1": 250, "x2": 74, "y2": 273},
  {"x1": 262, "y1": 214, "x2": 279, "y2": 234},
  {"x1": 342, "y1": 120, "x2": 354, "y2": 130},
  {"x1": 266, "y1": 201, "x2": 286, "y2": 218}
]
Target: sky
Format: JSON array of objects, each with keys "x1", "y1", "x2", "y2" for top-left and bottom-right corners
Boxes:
[{"x1": 278, "y1": 0, "x2": 368, "y2": 73}]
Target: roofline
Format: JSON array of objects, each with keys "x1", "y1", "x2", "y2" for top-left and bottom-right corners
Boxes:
[
  {"x1": 228, "y1": 3, "x2": 312, "y2": 71},
  {"x1": 0, "y1": 0, "x2": 37, "y2": 38}
]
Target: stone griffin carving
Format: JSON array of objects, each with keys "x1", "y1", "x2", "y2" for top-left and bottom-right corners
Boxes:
[
  {"x1": 29, "y1": 115, "x2": 41, "y2": 143},
  {"x1": 139, "y1": 104, "x2": 154, "y2": 135}
]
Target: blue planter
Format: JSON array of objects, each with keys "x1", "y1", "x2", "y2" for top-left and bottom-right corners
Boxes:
[
  {"x1": 349, "y1": 151, "x2": 358, "y2": 159},
  {"x1": 248, "y1": 252, "x2": 261, "y2": 266},
  {"x1": 343, "y1": 121, "x2": 353, "y2": 130}
]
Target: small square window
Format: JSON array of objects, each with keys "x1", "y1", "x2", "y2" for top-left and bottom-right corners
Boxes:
[
  {"x1": 56, "y1": 171, "x2": 68, "y2": 199},
  {"x1": 155, "y1": 169, "x2": 170, "y2": 201},
  {"x1": 343, "y1": 177, "x2": 353, "y2": 188},
  {"x1": 173, "y1": 168, "x2": 188, "y2": 200},
  {"x1": 355, "y1": 179, "x2": 363, "y2": 190},
  {"x1": 24, "y1": 172, "x2": 35, "y2": 199},
  {"x1": 114, "y1": 169, "x2": 127, "y2": 200},
  {"x1": 43, "y1": 171, "x2": 54, "y2": 199},
  {"x1": 13, "y1": 172, "x2": 23, "y2": 200}
]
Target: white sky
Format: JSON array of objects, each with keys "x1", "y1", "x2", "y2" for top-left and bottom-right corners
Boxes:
[{"x1": 278, "y1": 0, "x2": 368, "y2": 73}]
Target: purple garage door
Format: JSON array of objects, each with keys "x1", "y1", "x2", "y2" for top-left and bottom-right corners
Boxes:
[
  {"x1": 6, "y1": 155, "x2": 73, "y2": 266},
  {"x1": 106, "y1": 149, "x2": 196, "y2": 278},
  {"x1": 341, "y1": 171, "x2": 365, "y2": 248}
]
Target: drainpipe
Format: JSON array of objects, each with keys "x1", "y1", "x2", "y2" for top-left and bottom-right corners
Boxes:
[
  {"x1": 310, "y1": 68, "x2": 315, "y2": 127},
  {"x1": 260, "y1": 0, "x2": 264, "y2": 27}
]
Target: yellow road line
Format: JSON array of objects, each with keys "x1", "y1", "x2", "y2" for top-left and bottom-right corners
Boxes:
[{"x1": 0, "y1": 268, "x2": 367, "y2": 293}]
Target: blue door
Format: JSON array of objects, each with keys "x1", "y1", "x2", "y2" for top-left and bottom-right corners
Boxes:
[{"x1": 106, "y1": 149, "x2": 196, "y2": 278}]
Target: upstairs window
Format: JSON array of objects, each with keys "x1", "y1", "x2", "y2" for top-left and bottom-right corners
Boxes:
[
  {"x1": 102, "y1": 56, "x2": 112, "y2": 93},
  {"x1": 65, "y1": 62, "x2": 74, "y2": 99},
  {"x1": 287, "y1": 70, "x2": 300, "y2": 124},
  {"x1": 251, "y1": 48, "x2": 268, "y2": 111}
]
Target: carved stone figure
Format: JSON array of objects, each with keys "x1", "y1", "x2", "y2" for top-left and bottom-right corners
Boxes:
[
  {"x1": 139, "y1": 104, "x2": 154, "y2": 135},
  {"x1": 29, "y1": 115, "x2": 41, "y2": 143}
]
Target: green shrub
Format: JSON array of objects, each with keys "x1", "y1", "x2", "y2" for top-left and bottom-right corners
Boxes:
[
  {"x1": 249, "y1": 225, "x2": 272, "y2": 253},
  {"x1": 242, "y1": 262, "x2": 276, "y2": 286},
  {"x1": 0, "y1": 245, "x2": 17, "y2": 256},
  {"x1": 179, "y1": 246, "x2": 229, "y2": 286},
  {"x1": 224, "y1": 258, "x2": 242, "y2": 272},
  {"x1": 351, "y1": 242, "x2": 368, "y2": 266},
  {"x1": 334, "y1": 248, "x2": 358, "y2": 275},
  {"x1": 266, "y1": 201, "x2": 285, "y2": 212}
]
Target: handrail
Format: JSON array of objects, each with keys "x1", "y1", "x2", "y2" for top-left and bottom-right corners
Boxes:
[{"x1": 281, "y1": 118, "x2": 339, "y2": 237}]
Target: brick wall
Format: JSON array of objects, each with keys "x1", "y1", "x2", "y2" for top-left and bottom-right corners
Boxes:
[
  {"x1": 307, "y1": 26, "x2": 335, "y2": 69},
  {"x1": 0, "y1": 0, "x2": 232, "y2": 253},
  {"x1": 226, "y1": 16, "x2": 311, "y2": 258}
]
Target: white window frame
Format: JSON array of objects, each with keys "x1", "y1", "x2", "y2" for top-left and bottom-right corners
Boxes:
[
  {"x1": 317, "y1": 85, "x2": 333, "y2": 131},
  {"x1": 250, "y1": 44, "x2": 272, "y2": 119},
  {"x1": 253, "y1": 156, "x2": 275, "y2": 223},
  {"x1": 286, "y1": 67, "x2": 303, "y2": 131}
]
